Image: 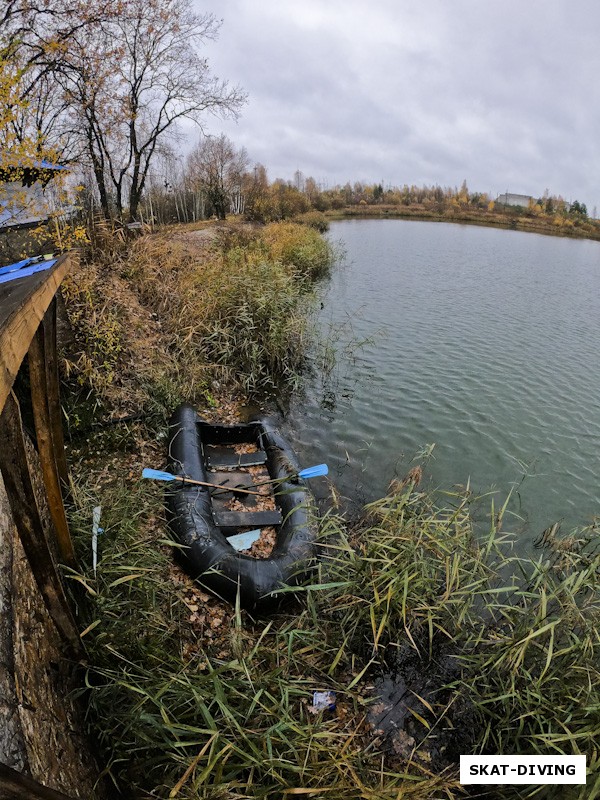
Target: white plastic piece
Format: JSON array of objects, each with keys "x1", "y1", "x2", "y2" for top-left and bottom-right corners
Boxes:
[{"x1": 227, "y1": 529, "x2": 261, "y2": 551}]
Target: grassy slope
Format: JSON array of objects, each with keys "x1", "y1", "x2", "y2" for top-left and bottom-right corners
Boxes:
[{"x1": 61, "y1": 220, "x2": 600, "y2": 799}]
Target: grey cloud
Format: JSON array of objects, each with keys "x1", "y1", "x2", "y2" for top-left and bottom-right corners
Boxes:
[{"x1": 194, "y1": 0, "x2": 600, "y2": 208}]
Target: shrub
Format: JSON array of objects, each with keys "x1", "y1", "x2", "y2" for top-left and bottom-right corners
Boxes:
[
  {"x1": 61, "y1": 221, "x2": 336, "y2": 407},
  {"x1": 293, "y1": 211, "x2": 330, "y2": 233},
  {"x1": 260, "y1": 222, "x2": 334, "y2": 281}
]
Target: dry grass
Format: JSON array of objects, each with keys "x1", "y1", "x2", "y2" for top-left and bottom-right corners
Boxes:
[{"x1": 60, "y1": 220, "x2": 334, "y2": 426}]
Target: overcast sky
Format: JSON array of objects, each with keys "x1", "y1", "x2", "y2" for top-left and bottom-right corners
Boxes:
[{"x1": 193, "y1": 0, "x2": 600, "y2": 210}]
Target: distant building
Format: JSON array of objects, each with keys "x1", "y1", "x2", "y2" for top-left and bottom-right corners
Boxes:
[
  {"x1": 495, "y1": 191, "x2": 571, "y2": 213},
  {"x1": 495, "y1": 192, "x2": 534, "y2": 208}
]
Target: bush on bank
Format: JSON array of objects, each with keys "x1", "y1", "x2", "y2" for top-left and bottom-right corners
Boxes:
[{"x1": 60, "y1": 221, "x2": 335, "y2": 417}]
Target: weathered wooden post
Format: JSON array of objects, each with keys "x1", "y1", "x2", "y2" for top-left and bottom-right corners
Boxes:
[
  {"x1": 0, "y1": 391, "x2": 82, "y2": 659},
  {"x1": 0, "y1": 763, "x2": 80, "y2": 800},
  {"x1": 0, "y1": 254, "x2": 82, "y2": 657},
  {"x1": 28, "y1": 301, "x2": 76, "y2": 566}
]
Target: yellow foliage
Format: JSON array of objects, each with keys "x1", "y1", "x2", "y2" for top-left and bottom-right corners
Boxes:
[
  {"x1": 61, "y1": 222, "x2": 334, "y2": 406},
  {"x1": 259, "y1": 222, "x2": 333, "y2": 281},
  {"x1": 52, "y1": 222, "x2": 91, "y2": 251}
]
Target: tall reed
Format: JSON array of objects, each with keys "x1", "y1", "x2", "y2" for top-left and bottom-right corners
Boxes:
[
  {"x1": 61, "y1": 221, "x2": 336, "y2": 416},
  {"x1": 67, "y1": 469, "x2": 599, "y2": 799}
]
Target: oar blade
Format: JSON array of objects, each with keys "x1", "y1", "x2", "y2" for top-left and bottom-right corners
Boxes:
[
  {"x1": 298, "y1": 463, "x2": 328, "y2": 479},
  {"x1": 142, "y1": 467, "x2": 179, "y2": 482}
]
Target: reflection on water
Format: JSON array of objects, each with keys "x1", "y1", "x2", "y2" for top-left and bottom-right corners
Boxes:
[{"x1": 283, "y1": 219, "x2": 600, "y2": 549}]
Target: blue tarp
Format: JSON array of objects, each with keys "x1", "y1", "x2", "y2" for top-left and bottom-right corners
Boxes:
[
  {"x1": 32, "y1": 160, "x2": 68, "y2": 171},
  {"x1": 0, "y1": 257, "x2": 33, "y2": 275},
  {"x1": 0, "y1": 256, "x2": 57, "y2": 285},
  {"x1": 0, "y1": 157, "x2": 68, "y2": 171}
]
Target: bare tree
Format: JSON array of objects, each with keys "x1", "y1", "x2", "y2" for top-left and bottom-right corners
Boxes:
[
  {"x1": 187, "y1": 134, "x2": 249, "y2": 220},
  {"x1": 60, "y1": 0, "x2": 246, "y2": 220}
]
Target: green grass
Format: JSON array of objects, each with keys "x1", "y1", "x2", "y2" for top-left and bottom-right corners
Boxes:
[{"x1": 66, "y1": 464, "x2": 600, "y2": 799}]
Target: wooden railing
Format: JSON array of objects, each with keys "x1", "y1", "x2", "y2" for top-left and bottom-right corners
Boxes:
[
  {"x1": 0, "y1": 253, "x2": 83, "y2": 799},
  {"x1": 0, "y1": 764, "x2": 80, "y2": 800}
]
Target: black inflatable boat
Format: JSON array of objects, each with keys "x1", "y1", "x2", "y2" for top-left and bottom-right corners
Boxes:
[{"x1": 165, "y1": 403, "x2": 319, "y2": 611}]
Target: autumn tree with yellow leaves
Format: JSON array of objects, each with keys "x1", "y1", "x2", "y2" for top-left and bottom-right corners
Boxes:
[{"x1": 0, "y1": 1, "x2": 121, "y2": 234}]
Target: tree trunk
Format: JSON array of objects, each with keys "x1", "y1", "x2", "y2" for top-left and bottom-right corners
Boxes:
[
  {"x1": 115, "y1": 182, "x2": 124, "y2": 220},
  {"x1": 90, "y1": 154, "x2": 110, "y2": 220},
  {"x1": 128, "y1": 186, "x2": 140, "y2": 222}
]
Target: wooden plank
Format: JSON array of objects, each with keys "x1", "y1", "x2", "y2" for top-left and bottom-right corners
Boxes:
[
  {"x1": 213, "y1": 510, "x2": 282, "y2": 528},
  {"x1": 28, "y1": 313, "x2": 75, "y2": 567},
  {"x1": 208, "y1": 470, "x2": 263, "y2": 506},
  {"x1": 0, "y1": 269, "x2": 55, "y2": 327},
  {"x1": 0, "y1": 763, "x2": 79, "y2": 800},
  {"x1": 0, "y1": 481, "x2": 28, "y2": 771},
  {"x1": 209, "y1": 470, "x2": 259, "y2": 489},
  {"x1": 0, "y1": 253, "x2": 73, "y2": 415},
  {"x1": 42, "y1": 299, "x2": 71, "y2": 500},
  {"x1": 197, "y1": 419, "x2": 263, "y2": 445},
  {"x1": 206, "y1": 449, "x2": 267, "y2": 469},
  {"x1": 0, "y1": 393, "x2": 83, "y2": 659}
]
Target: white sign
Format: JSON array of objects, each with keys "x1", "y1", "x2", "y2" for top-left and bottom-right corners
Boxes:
[{"x1": 460, "y1": 755, "x2": 586, "y2": 785}]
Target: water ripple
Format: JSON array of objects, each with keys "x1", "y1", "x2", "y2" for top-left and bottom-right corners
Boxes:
[{"x1": 285, "y1": 220, "x2": 600, "y2": 547}]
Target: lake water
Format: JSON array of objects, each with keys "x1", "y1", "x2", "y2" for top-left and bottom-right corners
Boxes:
[{"x1": 283, "y1": 219, "x2": 600, "y2": 545}]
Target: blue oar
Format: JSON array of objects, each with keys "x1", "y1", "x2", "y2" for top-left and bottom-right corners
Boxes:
[
  {"x1": 212, "y1": 463, "x2": 329, "y2": 495},
  {"x1": 142, "y1": 468, "x2": 263, "y2": 496},
  {"x1": 142, "y1": 463, "x2": 328, "y2": 495}
]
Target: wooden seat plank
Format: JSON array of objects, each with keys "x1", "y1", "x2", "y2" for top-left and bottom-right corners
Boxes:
[
  {"x1": 213, "y1": 510, "x2": 282, "y2": 528},
  {"x1": 206, "y1": 449, "x2": 267, "y2": 469}
]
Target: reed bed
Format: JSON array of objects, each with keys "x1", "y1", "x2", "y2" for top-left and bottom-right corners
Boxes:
[
  {"x1": 67, "y1": 469, "x2": 600, "y2": 799},
  {"x1": 61, "y1": 221, "x2": 335, "y2": 417}
]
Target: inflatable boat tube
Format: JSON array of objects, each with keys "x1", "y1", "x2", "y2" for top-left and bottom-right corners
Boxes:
[{"x1": 165, "y1": 403, "x2": 318, "y2": 612}]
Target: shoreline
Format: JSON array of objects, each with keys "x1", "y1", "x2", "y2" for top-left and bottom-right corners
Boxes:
[{"x1": 325, "y1": 206, "x2": 600, "y2": 242}]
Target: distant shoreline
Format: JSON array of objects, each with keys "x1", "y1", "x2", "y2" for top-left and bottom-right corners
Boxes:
[{"x1": 325, "y1": 205, "x2": 600, "y2": 242}]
